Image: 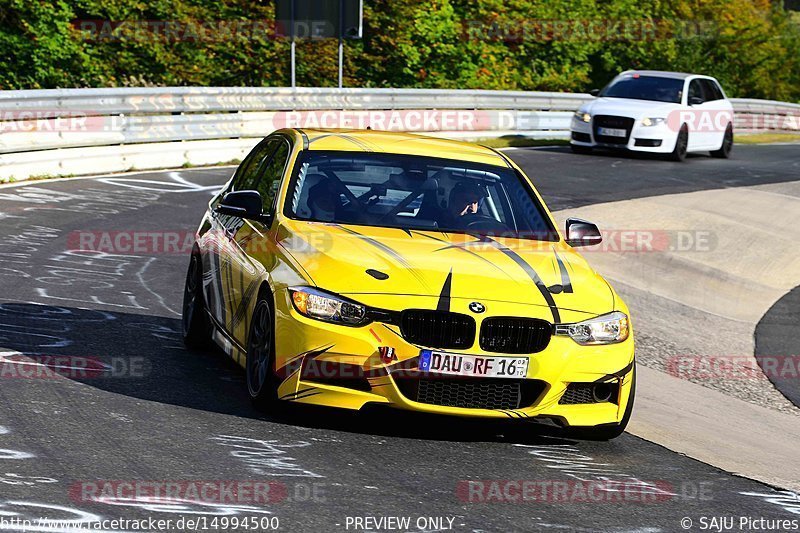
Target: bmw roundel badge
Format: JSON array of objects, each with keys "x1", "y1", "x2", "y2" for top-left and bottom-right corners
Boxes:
[{"x1": 469, "y1": 301, "x2": 486, "y2": 314}]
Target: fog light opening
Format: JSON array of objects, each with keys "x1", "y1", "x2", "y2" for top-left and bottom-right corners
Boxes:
[{"x1": 592, "y1": 383, "x2": 614, "y2": 403}]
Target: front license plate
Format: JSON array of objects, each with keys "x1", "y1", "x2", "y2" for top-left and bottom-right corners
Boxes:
[
  {"x1": 598, "y1": 127, "x2": 627, "y2": 137},
  {"x1": 418, "y1": 350, "x2": 528, "y2": 379}
]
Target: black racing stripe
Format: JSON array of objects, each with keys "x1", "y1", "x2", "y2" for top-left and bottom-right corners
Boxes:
[
  {"x1": 285, "y1": 345, "x2": 333, "y2": 366},
  {"x1": 280, "y1": 387, "x2": 317, "y2": 400},
  {"x1": 499, "y1": 410, "x2": 516, "y2": 418},
  {"x1": 332, "y1": 133, "x2": 374, "y2": 152},
  {"x1": 482, "y1": 238, "x2": 561, "y2": 323},
  {"x1": 427, "y1": 237, "x2": 519, "y2": 281},
  {"x1": 383, "y1": 325, "x2": 403, "y2": 338},
  {"x1": 437, "y1": 269, "x2": 453, "y2": 312},
  {"x1": 289, "y1": 391, "x2": 322, "y2": 401},
  {"x1": 335, "y1": 225, "x2": 429, "y2": 289},
  {"x1": 306, "y1": 133, "x2": 333, "y2": 145},
  {"x1": 278, "y1": 344, "x2": 334, "y2": 372},
  {"x1": 338, "y1": 132, "x2": 382, "y2": 152},
  {"x1": 231, "y1": 278, "x2": 260, "y2": 330},
  {"x1": 594, "y1": 360, "x2": 635, "y2": 383},
  {"x1": 553, "y1": 248, "x2": 573, "y2": 293},
  {"x1": 433, "y1": 239, "x2": 488, "y2": 251},
  {"x1": 410, "y1": 230, "x2": 445, "y2": 241}
]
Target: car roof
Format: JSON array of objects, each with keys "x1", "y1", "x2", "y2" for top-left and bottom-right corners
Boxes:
[
  {"x1": 619, "y1": 70, "x2": 716, "y2": 81},
  {"x1": 279, "y1": 128, "x2": 510, "y2": 168}
]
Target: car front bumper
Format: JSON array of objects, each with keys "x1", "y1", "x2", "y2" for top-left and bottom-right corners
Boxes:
[
  {"x1": 272, "y1": 289, "x2": 635, "y2": 428},
  {"x1": 570, "y1": 116, "x2": 678, "y2": 154}
]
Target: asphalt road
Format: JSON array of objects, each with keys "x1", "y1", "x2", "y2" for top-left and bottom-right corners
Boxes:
[
  {"x1": 756, "y1": 284, "x2": 800, "y2": 408},
  {"x1": 1, "y1": 146, "x2": 799, "y2": 532},
  {"x1": 511, "y1": 144, "x2": 800, "y2": 210}
]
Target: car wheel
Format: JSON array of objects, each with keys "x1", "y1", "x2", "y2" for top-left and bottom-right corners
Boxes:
[
  {"x1": 669, "y1": 126, "x2": 688, "y2": 162},
  {"x1": 560, "y1": 364, "x2": 636, "y2": 441},
  {"x1": 182, "y1": 252, "x2": 212, "y2": 349},
  {"x1": 710, "y1": 124, "x2": 733, "y2": 158},
  {"x1": 571, "y1": 144, "x2": 593, "y2": 155},
  {"x1": 246, "y1": 292, "x2": 279, "y2": 410}
]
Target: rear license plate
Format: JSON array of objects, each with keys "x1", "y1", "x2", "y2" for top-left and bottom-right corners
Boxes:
[
  {"x1": 598, "y1": 127, "x2": 627, "y2": 137},
  {"x1": 418, "y1": 350, "x2": 528, "y2": 379}
]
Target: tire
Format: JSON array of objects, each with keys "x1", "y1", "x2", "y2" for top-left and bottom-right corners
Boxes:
[
  {"x1": 710, "y1": 124, "x2": 733, "y2": 158},
  {"x1": 246, "y1": 292, "x2": 279, "y2": 410},
  {"x1": 669, "y1": 126, "x2": 688, "y2": 162},
  {"x1": 571, "y1": 144, "x2": 593, "y2": 155},
  {"x1": 182, "y1": 252, "x2": 212, "y2": 349},
  {"x1": 560, "y1": 364, "x2": 636, "y2": 441}
]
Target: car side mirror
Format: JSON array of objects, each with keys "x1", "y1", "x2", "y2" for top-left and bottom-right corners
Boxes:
[
  {"x1": 565, "y1": 217, "x2": 602, "y2": 247},
  {"x1": 215, "y1": 190, "x2": 268, "y2": 223},
  {"x1": 689, "y1": 96, "x2": 704, "y2": 106},
  {"x1": 589, "y1": 89, "x2": 600, "y2": 97}
]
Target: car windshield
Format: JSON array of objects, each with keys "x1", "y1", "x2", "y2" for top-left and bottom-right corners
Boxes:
[
  {"x1": 284, "y1": 151, "x2": 557, "y2": 241},
  {"x1": 599, "y1": 75, "x2": 684, "y2": 103}
]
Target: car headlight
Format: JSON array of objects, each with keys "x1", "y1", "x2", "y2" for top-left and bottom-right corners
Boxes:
[
  {"x1": 289, "y1": 287, "x2": 368, "y2": 326},
  {"x1": 641, "y1": 117, "x2": 666, "y2": 127},
  {"x1": 574, "y1": 111, "x2": 591, "y2": 123},
  {"x1": 555, "y1": 311, "x2": 629, "y2": 345}
]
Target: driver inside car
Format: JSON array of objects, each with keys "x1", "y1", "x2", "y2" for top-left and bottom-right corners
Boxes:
[
  {"x1": 440, "y1": 182, "x2": 487, "y2": 228},
  {"x1": 306, "y1": 176, "x2": 342, "y2": 222}
]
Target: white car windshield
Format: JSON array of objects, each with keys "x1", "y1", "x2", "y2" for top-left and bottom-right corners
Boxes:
[{"x1": 599, "y1": 75, "x2": 684, "y2": 103}]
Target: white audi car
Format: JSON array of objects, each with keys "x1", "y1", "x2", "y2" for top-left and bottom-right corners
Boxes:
[{"x1": 570, "y1": 70, "x2": 734, "y2": 161}]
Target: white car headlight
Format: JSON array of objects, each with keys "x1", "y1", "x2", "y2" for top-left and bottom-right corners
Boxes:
[
  {"x1": 641, "y1": 117, "x2": 666, "y2": 127},
  {"x1": 289, "y1": 287, "x2": 367, "y2": 326},
  {"x1": 555, "y1": 311, "x2": 629, "y2": 345},
  {"x1": 574, "y1": 111, "x2": 591, "y2": 123}
]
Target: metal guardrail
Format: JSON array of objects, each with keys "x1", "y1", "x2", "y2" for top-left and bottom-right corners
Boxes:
[
  {"x1": 0, "y1": 87, "x2": 797, "y2": 180},
  {"x1": 0, "y1": 87, "x2": 593, "y2": 116}
]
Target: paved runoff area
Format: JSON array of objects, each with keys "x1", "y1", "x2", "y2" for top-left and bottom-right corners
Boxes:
[{"x1": 0, "y1": 144, "x2": 799, "y2": 531}]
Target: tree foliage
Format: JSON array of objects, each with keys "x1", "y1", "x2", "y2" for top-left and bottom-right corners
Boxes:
[{"x1": 0, "y1": 0, "x2": 798, "y2": 101}]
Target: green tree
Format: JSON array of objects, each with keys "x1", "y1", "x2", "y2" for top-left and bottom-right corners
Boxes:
[{"x1": 0, "y1": 0, "x2": 797, "y2": 101}]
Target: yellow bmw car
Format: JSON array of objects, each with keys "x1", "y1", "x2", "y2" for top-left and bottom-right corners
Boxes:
[{"x1": 182, "y1": 129, "x2": 635, "y2": 440}]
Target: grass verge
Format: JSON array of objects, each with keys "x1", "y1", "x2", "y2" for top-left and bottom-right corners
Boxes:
[
  {"x1": 736, "y1": 133, "x2": 800, "y2": 144},
  {"x1": 475, "y1": 135, "x2": 570, "y2": 148}
]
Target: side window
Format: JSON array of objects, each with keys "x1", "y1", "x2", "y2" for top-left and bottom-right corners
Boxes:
[
  {"x1": 700, "y1": 80, "x2": 719, "y2": 101},
  {"x1": 688, "y1": 80, "x2": 703, "y2": 102},
  {"x1": 711, "y1": 81, "x2": 725, "y2": 100},
  {"x1": 254, "y1": 139, "x2": 291, "y2": 212},
  {"x1": 231, "y1": 139, "x2": 278, "y2": 191}
]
